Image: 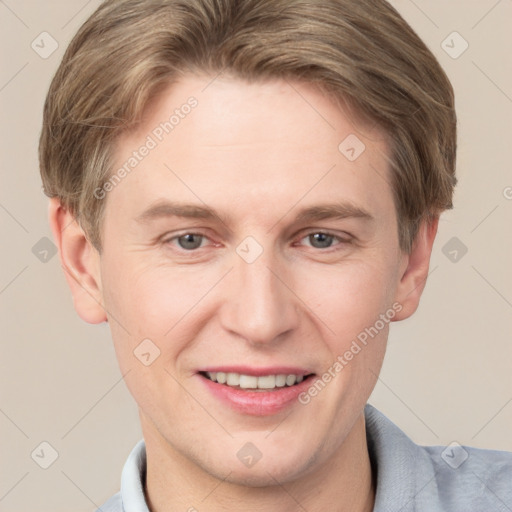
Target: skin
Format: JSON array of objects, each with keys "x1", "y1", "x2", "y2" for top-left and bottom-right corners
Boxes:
[{"x1": 49, "y1": 74, "x2": 438, "y2": 511}]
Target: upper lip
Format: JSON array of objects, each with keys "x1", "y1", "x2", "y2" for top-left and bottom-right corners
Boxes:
[{"x1": 198, "y1": 366, "x2": 314, "y2": 377}]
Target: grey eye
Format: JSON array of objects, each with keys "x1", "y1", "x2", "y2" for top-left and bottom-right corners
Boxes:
[
  {"x1": 177, "y1": 233, "x2": 204, "y2": 250},
  {"x1": 308, "y1": 232, "x2": 335, "y2": 249}
]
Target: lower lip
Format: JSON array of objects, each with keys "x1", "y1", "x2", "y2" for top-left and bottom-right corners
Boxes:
[{"x1": 198, "y1": 374, "x2": 315, "y2": 416}]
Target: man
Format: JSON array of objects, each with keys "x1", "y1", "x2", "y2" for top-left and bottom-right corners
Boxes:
[{"x1": 39, "y1": 0, "x2": 512, "y2": 510}]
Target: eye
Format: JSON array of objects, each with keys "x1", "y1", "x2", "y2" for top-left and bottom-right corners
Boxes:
[
  {"x1": 167, "y1": 232, "x2": 208, "y2": 251},
  {"x1": 299, "y1": 231, "x2": 348, "y2": 250}
]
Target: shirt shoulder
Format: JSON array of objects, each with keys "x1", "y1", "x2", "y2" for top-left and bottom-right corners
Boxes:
[
  {"x1": 95, "y1": 491, "x2": 122, "y2": 512},
  {"x1": 364, "y1": 404, "x2": 512, "y2": 512},
  {"x1": 423, "y1": 443, "x2": 512, "y2": 510}
]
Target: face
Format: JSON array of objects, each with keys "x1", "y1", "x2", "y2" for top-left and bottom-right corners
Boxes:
[{"x1": 97, "y1": 74, "x2": 409, "y2": 484}]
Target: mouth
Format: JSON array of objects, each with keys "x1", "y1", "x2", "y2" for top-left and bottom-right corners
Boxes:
[
  {"x1": 197, "y1": 368, "x2": 316, "y2": 416},
  {"x1": 199, "y1": 371, "x2": 315, "y2": 391}
]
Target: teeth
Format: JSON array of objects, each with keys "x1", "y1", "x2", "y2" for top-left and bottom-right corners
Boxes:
[
  {"x1": 257, "y1": 375, "x2": 277, "y2": 389},
  {"x1": 204, "y1": 372, "x2": 307, "y2": 389},
  {"x1": 226, "y1": 373, "x2": 240, "y2": 386},
  {"x1": 239, "y1": 375, "x2": 258, "y2": 389},
  {"x1": 275, "y1": 374, "x2": 286, "y2": 387}
]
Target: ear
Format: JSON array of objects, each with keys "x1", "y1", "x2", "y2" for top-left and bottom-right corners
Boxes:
[
  {"x1": 392, "y1": 216, "x2": 439, "y2": 321},
  {"x1": 48, "y1": 197, "x2": 107, "y2": 324}
]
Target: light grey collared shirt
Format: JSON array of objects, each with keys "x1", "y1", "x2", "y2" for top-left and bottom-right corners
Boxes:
[{"x1": 96, "y1": 404, "x2": 512, "y2": 511}]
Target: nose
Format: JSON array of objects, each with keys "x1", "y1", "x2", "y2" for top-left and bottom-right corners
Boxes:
[{"x1": 219, "y1": 245, "x2": 300, "y2": 347}]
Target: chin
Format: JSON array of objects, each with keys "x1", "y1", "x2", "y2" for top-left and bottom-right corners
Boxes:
[
  {"x1": 199, "y1": 444, "x2": 318, "y2": 488},
  {"x1": 217, "y1": 463, "x2": 306, "y2": 488}
]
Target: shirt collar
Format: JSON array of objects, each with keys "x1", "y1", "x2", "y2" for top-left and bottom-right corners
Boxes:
[{"x1": 120, "y1": 438, "x2": 150, "y2": 512}]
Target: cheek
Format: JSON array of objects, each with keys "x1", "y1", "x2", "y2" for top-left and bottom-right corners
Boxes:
[
  {"x1": 100, "y1": 258, "x2": 220, "y2": 362},
  {"x1": 295, "y1": 258, "x2": 397, "y2": 340},
  {"x1": 102, "y1": 257, "x2": 179, "y2": 329},
  {"x1": 100, "y1": 261, "x2": 197, "y2": 408}
]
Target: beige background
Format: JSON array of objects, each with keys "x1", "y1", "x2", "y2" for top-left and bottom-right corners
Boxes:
[{"x1": 1, "y1": 1, "x2": 511, "y2": 510}]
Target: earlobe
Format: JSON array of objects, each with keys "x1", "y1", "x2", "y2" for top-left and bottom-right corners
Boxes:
[
  {"x1": 392, "y1": 216, "x2": 439, "y2": 322},
  {"x1": 48, "y1": 197, "x2": 107, "y2": 324}
]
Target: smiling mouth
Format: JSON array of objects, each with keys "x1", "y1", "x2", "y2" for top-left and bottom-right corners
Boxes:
[{"x1": 199, "y1": 371, "x2": 315, "y2": 391}]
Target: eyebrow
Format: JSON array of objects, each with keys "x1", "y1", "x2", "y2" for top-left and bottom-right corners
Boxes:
[{"x1": 135, "y1": 199, "x2": 374, "y2": 229}]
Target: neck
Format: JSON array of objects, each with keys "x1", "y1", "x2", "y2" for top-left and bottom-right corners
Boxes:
[{"x1": 142, "y1": 411, "x2": 375, "y2": 512}]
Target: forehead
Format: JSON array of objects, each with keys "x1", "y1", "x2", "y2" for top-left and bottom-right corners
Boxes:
[
  {"x1": 108, "y1": 74, "x2": 394, "y2": 227},
  {"x1": 130, "y1": 74, "x2": 382, "y2": 152}
]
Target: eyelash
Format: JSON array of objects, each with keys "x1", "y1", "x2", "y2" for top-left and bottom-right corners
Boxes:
[{"x1": 162, "y1": 230, "x2": 351, "y2": 254}]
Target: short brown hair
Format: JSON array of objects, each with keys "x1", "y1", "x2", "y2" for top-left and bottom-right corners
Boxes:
[{"x1": 39, "y1": 0, "x2": 457, "y2": 253}]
